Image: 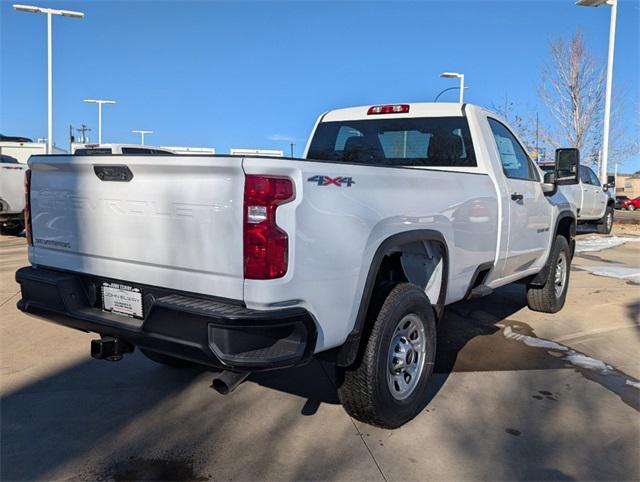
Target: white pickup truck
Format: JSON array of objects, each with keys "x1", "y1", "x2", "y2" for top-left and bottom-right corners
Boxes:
[
  {"x1": 16, "y1": 103, "x2": 580, "y2": 428},
  {"x1": 540, "y1": 162, "x2": 614, "y2": 234}
]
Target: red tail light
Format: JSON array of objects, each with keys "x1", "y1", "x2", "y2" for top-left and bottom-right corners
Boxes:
[
  {"x1": 24, "y1": 169, "x2": 33, "y2": 245},
  {"x1": 243, "y1": 175, "x2": 294, "y2": 279},
  {"x1": 367, "y1": 104, "x2": 410, "y2": 115}
]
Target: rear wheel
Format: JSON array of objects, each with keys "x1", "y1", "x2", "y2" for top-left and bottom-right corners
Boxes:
[
  {"x1": 628, "y1": 204, "x2": 636, "y2": 211},
  {"x1": 596, "y1": 206, "x2": 614, "y2": 234},
  {"x1": 526, "y1": 235, "x2": 571, "y2": 313},
  {"x1": 1, "y1": 221, "x2": 24, "y2": 236},
  {"x1": 337, "y1": 283, "x2": 436, "y2": 428},
  {"x1": 140, "y1": 348, "x2": 194, "y2": 368}
]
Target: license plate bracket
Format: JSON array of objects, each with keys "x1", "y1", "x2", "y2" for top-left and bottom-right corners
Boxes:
[{"x1": 101, "y1": 282, "x2": 143, "y2": 319}]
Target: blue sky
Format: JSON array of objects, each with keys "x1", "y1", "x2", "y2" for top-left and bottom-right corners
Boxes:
[{"x1": 1, "y1": 0, "x2": 638, "y2": 171}]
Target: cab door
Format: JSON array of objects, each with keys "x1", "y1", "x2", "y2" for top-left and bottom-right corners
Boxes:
[
  {"x1": 487, "y1": 119, "x2": 552, "y2": 276},
  {"x1": 585, "y1": 166, "x2": 607, "y2": 218}
]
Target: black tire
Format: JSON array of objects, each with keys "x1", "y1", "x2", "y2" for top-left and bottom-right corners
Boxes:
[
  {"x1": 596, "y1": 205, "x2": 614, "y2": 234},
  {"x1": 628, "y1": 204, "x2": 636, "y2": 211},
  {"x1": 337, "y1": 283, "x2": 436, "y2": 429},
  {"x1": 526, "y1": 235, "x2": 571, "y2": 313},
  {"x1": 1, "y1": 222, "x2": 24, "y2": 236},
  {"x1": 140, "y1": 348, "x2": 194, "y2": 368}
]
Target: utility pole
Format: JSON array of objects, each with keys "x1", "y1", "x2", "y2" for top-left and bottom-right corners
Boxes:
[
  {"x1": 76, "y1": 124, "x2": 91, "y2": 143},
  {"x1": 536, "y1": 112, "x2": 540, "y2": 164},
  {"x1": 69, "y1": 124, "x2": 74, "y2": 152}
]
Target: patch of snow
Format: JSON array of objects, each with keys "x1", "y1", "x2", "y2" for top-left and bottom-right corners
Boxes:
[
  {"x1": 575, "y1": 235, "x2": 640, "y2": 253},
  {"x1": 626, "y1": 380, "x2": 640, "y2": 390},
  {"x1": 503, "y1": 326, "x2": 569, "y2": 351},
  {"x1": 574, "y1": 265, "x2": 640, "y2": 284},
  {"x1": 564, "y1": 353, "x2": 611, "y2": 372}
]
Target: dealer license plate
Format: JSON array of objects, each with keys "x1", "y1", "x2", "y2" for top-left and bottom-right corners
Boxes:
[{"x1": 101, "y1": 282, "x2": 143, "y2": 318}]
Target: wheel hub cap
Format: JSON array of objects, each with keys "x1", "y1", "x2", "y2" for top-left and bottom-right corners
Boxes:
[
  {"x1": 387, "y1": 314, "x2": 427, "y2": 400},
  {"x1": 554, "y1": 252, "x2": 567, "y2": 298}
]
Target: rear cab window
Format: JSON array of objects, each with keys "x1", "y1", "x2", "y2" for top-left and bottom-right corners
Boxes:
[
  {"x1": 307, "y1": 117, "x2": 477, "y2": 167},
  {"x1": 74, "y1": 148, "x2": 112, "y2": 155}
]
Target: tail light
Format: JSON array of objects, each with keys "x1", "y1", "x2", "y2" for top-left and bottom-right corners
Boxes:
[
  {"x1": 24, "y1": 169, "x2": 33, "y2": 245},
  {"x1": 243, "y1": 175, "x2": 294, "y2": 279},
  {"x1": 367, "y1": 104, "x2": 410, "y2": 115}
]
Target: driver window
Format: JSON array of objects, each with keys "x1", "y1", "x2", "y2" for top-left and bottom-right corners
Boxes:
[
  {"x1": 580, "y1": 168, "x2": 593, "y2": 185},
  {"x1": 587, "y1": 167, "x2": 601, "y2": 187},
  {"x1": 488, "y1": 118, "x2": 536, "y2": 181}
]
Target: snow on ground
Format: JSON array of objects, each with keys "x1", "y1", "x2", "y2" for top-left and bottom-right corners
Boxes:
[
  {"x1": 502, "y1": 326, "x2": 640, "y2": 391},
  {"x1": 573, "y1": 265, "x2": 640, "y2": 284},
  {"x1": 575, "y1": 235, "x2": 640, "y2": 253}
]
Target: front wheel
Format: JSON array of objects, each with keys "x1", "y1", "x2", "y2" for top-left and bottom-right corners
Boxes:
[
  {"x1": 628, "y1": 204, "x2": 636, "y2": 211},
  {"x1": 526, "y1": 235, "x2": 571, "y2": 313},
  {"x1": 596, "y1": 206, "x2": 614, "y2": 234},
  {"x1": 337, "y1": 283, "x2": 436, "y2": 429}
]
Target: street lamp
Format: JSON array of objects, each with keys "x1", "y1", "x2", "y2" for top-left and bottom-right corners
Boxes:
[
  {"x1": 439, "y1": 72, "x2": 465, "y2": 103},
  {"x1": 83, "y1": 99, "x2": 116, "y2": 145},
  {"x1": 13, "y1": 4, "x2": 84, "y2": 154},
  {"x1": 132, "y1": 130, "x2": 153, "y2": 145},
  {"x1": 576, "y1": 0, "x2": 617, "y2": 184}
]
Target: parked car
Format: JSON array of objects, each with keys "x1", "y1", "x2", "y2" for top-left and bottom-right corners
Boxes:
[
  {"x1": 16, "y1": 102, "x2": 579, "y2": 428},
  {"x1": 621, "y1": 197, "x2": 640, "y2": 211},
  {"x1": 0, "y1": 136, "x2": 65, "y2": 234},
  {"x1": 615, "y1": 195, "x2": 630, "y2": 209},
  {"x1": 0, "y1": 154, "x2": 27, "y2": 234},
  {"x1": 540, "y1": 163, "x2": 614, "y2": 234}
]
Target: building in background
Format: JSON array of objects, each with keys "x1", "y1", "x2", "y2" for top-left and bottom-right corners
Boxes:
[
  {"x1": 229, "y1": 148, "x2": 284, "y2": 157},
  {"x1": 0, "y1": 135, "x2": 66, "y2": 163},
  {"x1": 615, "y1": 173, "x2": 640, "y2": 199}
]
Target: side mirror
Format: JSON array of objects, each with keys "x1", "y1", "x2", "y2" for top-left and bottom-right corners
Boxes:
[
  {"x1": 603, "y1": 184, "x2": 609, "y2": 192},
  {"x1": 542, "y1": 171, "x2": 556, "y2": 194},
  {"x1": 555, "y1": 148, "x2": 580, "y2": 185}
]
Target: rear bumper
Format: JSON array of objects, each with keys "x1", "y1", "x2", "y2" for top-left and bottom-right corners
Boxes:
[{"x1": 15, "y1": 266, "x2": 317, "y2": 371}]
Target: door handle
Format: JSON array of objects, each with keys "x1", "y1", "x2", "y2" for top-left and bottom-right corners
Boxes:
[{"x1": 511, "y1": 193, "x2": 524, "y2": 203}]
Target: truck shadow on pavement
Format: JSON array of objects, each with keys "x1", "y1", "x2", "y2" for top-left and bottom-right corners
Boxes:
[{"x1": 2, "y1": 283, "x2": 637, "y2": 481}]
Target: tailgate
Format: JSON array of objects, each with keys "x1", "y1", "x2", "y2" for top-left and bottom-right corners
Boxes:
[{"x1": 28, "y1": 155, "x2": 245, "y2": 300}]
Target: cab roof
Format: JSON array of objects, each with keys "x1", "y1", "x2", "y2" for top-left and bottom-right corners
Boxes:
[{"x1": 321, "y1": 102, "x2": 468, "y2": 122}]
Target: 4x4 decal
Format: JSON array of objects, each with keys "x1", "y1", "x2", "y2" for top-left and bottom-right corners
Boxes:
[{"x1": 307, "y1": 175, "x2": 355, "y2": 187}]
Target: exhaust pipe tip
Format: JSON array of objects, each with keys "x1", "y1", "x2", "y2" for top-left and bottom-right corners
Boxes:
[{"x1": 211, "y1": 370, "x2": 250, "y2": 395}]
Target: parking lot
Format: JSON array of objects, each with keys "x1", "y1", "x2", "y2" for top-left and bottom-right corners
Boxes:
[{"x1": 1, "y1": 226, "x2": 639, "y2": 482}]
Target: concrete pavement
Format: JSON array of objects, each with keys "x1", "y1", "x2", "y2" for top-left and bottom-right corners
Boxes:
[{"x1": 1, "y1": 230, "x2": 638, "y2": 481}]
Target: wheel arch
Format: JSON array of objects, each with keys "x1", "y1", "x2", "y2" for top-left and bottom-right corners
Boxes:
[
  {"x1": 529, "y1": 210, "x2": 576, "y2": 287},
  {"x1": 333, "y1": 229, "x2": 449, "y2": 367}
]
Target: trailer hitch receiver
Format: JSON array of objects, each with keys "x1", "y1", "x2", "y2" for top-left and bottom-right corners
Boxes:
[{"x1": 91, "y1": 336, "x2": 134, "y2": 361}]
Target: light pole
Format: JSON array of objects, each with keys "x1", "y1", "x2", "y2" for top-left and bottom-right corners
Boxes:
[
  {"x1": 13, "y1": 4, "x2": 84, "y2": 154},
  {"x1": 83, "y1": 99, "x2": 116, "y2": 145},
  {"x1": 132, "y1": 130, "x2": 153, "y2": 145},
  {"x1": 576, "y1": 0, "x2": 617, "y2": 183},
  {"x1": 434, "y1": 86, "x2": 469, "y2": 102},
  {"x1": 440, "y1": 72, "x2": 465, "y2": 103}
]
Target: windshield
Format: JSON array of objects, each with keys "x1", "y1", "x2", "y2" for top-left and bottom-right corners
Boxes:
[{"x1": 307, "y1": 116, "x2": 476, "y2": 167}]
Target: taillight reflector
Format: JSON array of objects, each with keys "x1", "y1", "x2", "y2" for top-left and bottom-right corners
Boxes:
[
  {"x1": 243, "y1": 175, "x2": 294, "y2": 279},
  {"x1": 367, "y1": 104, "x2": 410, "y2": 115},
  {"x1": 24, "y1": 169, "x2": 33, "y2": 245}
]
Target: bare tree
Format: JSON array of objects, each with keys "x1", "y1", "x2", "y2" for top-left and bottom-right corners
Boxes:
[{"x1": 537, "y1": 30, "x2": 639, "y2": 170}]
